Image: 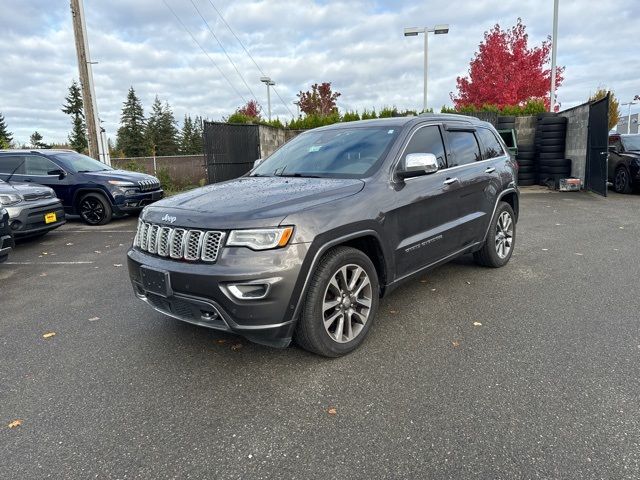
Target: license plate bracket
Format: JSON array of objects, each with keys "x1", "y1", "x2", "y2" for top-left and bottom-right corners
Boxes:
[
  {"x1": 140, "y1": 266, "x2": 172, "y2": 297},
  {"x1": 44, "y1": 212, "x2": 57, "y2": 224}
]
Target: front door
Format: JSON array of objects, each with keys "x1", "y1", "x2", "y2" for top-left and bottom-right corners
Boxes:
[{"x1": 387, "y1": 124, "x2": 464, "y2": 279}]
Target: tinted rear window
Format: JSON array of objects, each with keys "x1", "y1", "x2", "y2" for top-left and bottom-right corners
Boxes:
[
  {"x1": 447, "y1": 131, "x2": 481, "y2": 167},
  {"x1": 476, "y1": 128, "x2": 505, "y2": 159}
]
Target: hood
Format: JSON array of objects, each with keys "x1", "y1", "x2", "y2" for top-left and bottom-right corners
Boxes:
[
  {"x1": 82, "y1": 169, "x2": 157, "y2": 182},
  {"x1": 0, "y1": 180, "x2": 53, "y2": 196},
  {"x1": 142, "y1": 176, "x2": 365, "y2": 229}
]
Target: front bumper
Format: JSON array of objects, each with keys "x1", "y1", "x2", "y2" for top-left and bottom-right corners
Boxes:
[
  {"x1": 127, "y1": 242, "x2": 310, "y2": 347},
  {"x1": 113, "y1": 189, "x2": 164, "y2": 213},
  {"x1": 5, "y1": 199, "x2": 66, "y2": 237}
]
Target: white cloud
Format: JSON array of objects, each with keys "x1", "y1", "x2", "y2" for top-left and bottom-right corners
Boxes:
[{"x1": 0, "y1": 0, "x2": 638, "y2": 145}]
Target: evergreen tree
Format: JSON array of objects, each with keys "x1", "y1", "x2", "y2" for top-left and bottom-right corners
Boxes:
[
  {"x1": 30, "y1": 131, "x2": 46, "y2": 148},
  {"x1": 0, "y1": 112, "x2": 13, "y2": 148},
  {"x1": 146, "y1": 96, "x2": 178, "y2": 156},
  {"x1": 179, "y1": 114, "x2": 204, "y2": 154},
  {"x1": 61, "y1": 80, "x2": 88, "y2": 153},
  {"x1": 116, "y1": 87, "x2": 147, "y2": 157}
]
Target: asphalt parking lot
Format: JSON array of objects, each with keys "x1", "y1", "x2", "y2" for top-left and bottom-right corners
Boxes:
[{"x1": 1, "y1": 189, "x2": 640, "y2": 479}]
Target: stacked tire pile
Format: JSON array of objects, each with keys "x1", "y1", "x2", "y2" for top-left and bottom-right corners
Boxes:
[
  {"x1": 535, "y1": 114, "x2": 571, "y2": 188},
  {"x1": 495, "y1": 115, "x2": 516, "y2": 133},
  {"x1": 515, "y1": 144, "x2": 536, "y2": 185}
]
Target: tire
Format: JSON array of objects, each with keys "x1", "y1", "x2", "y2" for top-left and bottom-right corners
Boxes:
[
  {"x1": 518, "y1": 174, "x2": 537, "y2": 182},
  {"x1": 539, "y1": 159, "x2": 572, "y2": 168},
  {"x1": 538, "y1": 153, "x2": 566, "y2": 161},
  {"x1": 518, "y1": 166, "x2": 536, "y2": 174},
  {"x1": 498, "y1": 116, "x2": 516, "y2": 123},
  {"x1": 537, "y1": 112, "x2": 557, "y2": 119},
  {"x1": 613, "y1": 166, "x2": 633, "y2": 194},
  {"x1": 539, "y1": 131, "x2": 566, "y2": 140},
  {"x1": 539, "y1": 138, "x2": 566, "y2": 147},
  {"x1": 497, "y1": 123, "x2": 515, "y2": 131},
  {"x1": 539, "y1": 166, "x2": 571, "y2": 174},
  {"x1": 538, "y1": 116, "x2": 567, "y2": 125},
  {"x1": 78, "y1": 192, "x2": 112, "y2": 225},
  {"x1": 517, "y1": 161, "x2": 535, "y2": 169},
  {"x1": 517, "y1": 152, "x2": 535, "y2": 160},
  {"x1": 295, "y1": 246, "x2": 379, "y2": 357},
  {"x1": 539, "y1": 145, "x2": 566, "y2": 154},
  {"x1": 518, "y1": 144, "x2": 535, "y2": 153},
  {"x1": 539, "y1": 124, "x2": 567, "y2": 133},
  {"x1": 474, "y1": 202, "x2": 516, "y2": 268},
  {"x1": 518, "y1": 178, "x2": 537, "y2": 186}
]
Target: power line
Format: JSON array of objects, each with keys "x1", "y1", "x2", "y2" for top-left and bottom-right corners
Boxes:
[
  {"x1": 187, "y1": 0, "x2": 258, "y2": 101},
  {"x1": 205, "y1": 0, "x2": 295, "y2": 118},
  {"x1": 162, "y1": 0, "x2": 247, "y2": 104}
]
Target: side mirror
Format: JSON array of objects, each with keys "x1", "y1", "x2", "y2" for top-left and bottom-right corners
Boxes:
[
  {"x1": 253, "y1": 158, "x2": 263, "y2": 168},
  {"x1": 608, "y1": 146, "x2": 617, "y2": 153},
  {"x1": 397, "y1": 153, "x2": 438, "y2": 179},
  {"x1": 47, "y1": 169, "x2": 66, "y2": 180}
]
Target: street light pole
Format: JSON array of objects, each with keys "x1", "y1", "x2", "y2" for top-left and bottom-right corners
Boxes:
[
  {"x1": 293, "y1": 101, "x2": 300, "y2": 117},
  {"x1": 621, "y1": 101, "x2": 638, "y2": 134},
  {"x1": 549, "y1": 0, "x2": 560, "y2": 112},
  {"x1": 260, "y1": 76, "x2": 275, "y2": 121},
  {"x1": 404, "y1": 24, "x2": 449, "y2": 112}
]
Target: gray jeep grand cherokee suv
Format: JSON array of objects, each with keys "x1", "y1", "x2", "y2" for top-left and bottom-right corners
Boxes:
[{"x1": 128, "y1": 114, "x2": 519, "y2": 357}]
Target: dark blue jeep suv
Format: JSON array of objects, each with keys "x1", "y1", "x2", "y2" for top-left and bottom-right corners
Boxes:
[{"x1": 0, "y1": 150, "x2": 163, "y2": 225}]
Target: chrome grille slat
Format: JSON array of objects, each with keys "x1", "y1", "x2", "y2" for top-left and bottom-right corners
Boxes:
[{"x1": 134, "y1": 221, "x2": 222, "y2": 263}]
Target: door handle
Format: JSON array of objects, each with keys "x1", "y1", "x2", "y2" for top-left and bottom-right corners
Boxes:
[
  {"x1": 485, "y1": 167, "x2": 496, "y2": 173},
  {"x1": 443, "y1": 177, "x2": 459, "y2": 186}
]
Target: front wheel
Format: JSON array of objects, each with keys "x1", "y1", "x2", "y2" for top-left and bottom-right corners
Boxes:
[
  {"x1": 614, "y1": 166, "x2": 632, "y2": 194},
  {"x1": 79, "y1": 193, "x2": 112, "y2": 225},
  {"x1": 474, "y1": 202, "x2": 516, "y2": 268},
  {"x1": 295, "y1": 246, "x2": 379, "y2": 357}
]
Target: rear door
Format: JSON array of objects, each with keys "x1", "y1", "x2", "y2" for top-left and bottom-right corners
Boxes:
[
  {"x1": 22, "y1": 155, "x2": 72, "y2": 204},
  {"x1": 388, "y1": 123, "x2": 465, "y2": 278},
  {"x1": 443, "y1": 126, "x2": 502, "y2": 248}
]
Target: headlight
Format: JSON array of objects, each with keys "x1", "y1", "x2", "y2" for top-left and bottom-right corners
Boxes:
[
  {"x1": 227, "y1": 227, "x2": 294, "y2": 250},
  {"x1": 0, "y1": 193, "x2": 22, "y2": 206},
  {"x1": 108, "y1": 180, "x2": 136, "y2": 187}
]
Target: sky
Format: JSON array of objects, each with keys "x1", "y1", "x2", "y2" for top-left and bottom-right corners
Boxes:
[{"x1": 1, "y1": 0, "x2": 638, "y2": 146}]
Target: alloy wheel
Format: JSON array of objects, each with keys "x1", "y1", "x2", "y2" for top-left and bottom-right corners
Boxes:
[
  {"x1": 615, "y1": 169, "x2": 628, "y2": 192},
  {"x1": 80, "y1": 198, "x2": 105, "y2": 224},
  {"x1": 322, "y1": 264, "x2": 372, "y2": 343},
  {"x1": 495, "y1": 211, "x2": 513, "y2": 259}
]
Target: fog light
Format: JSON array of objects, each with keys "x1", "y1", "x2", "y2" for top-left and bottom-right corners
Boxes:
[
  {"x1": 228, "y1": 283, "x2": 269, "y2": 300},
  {"x1": 10, "y1": 220, "x2": 21, "y2": 230}
]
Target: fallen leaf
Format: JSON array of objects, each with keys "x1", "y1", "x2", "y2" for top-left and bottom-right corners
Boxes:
[
  {"x1": 215, "y1": 339, "x2": 226, "y2": 344},
  {"x1": 231, "y1": 343, "x2": 243, "y2": 351},
  {"x1": 575, "y1": 253, "x2": 583, "y2": 256},
  {"x1": 619, "y1": 226, "x2": 624, "y2": 230},
  {"x1": 465, "y1": 281, "x2": 471, "y2": 285},
  {"x1": 105, "y1": 245, "x2": 111, "y2": 248},
  {"x1": 327, "y1": 407, "x2": 337, "y2": 415},
  {"x1": 42, "y1": 332, "x2": 56, "y2": 339},
  {"x1": 430, "y1": 288, "x2": 436, "y2": 292},
  {"x1": 542, "y1": 248, "x2": 548, "y2": 251},
  {"x1": 452, "y1": 341, "x2": 460, "y2": 348},
  {"x1": 8, "y1": 419, "x2": 22, "y2": 429},
  {"x1": 94, "y1": 250, "x2": 102, "y2": 254},
  {"x1": 88, "y1": 317, "x2": 100, "y2": 322},
  {"x1": 420, "y1": 279, "x2": 428, "y2": 284},
  {"x1": 42, "y1": 252, "x2": 48, "y2": 255},
  {"x1": 389, "y1": 310, "x2": 398, "y2": 314},
  {"x1": 113, "y1": 264, "x2": 123, "y2": 267},
  {"x1": 473, "y1": 322, "x2": 482, "y2": 327},
  {"x1": 66, "y1": 242, "x2": 74, "y2": 246},
  {"x1": 39, "y1": 272, "x2": 48, "y2": 277}
]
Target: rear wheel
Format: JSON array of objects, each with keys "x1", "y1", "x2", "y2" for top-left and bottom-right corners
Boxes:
[
  {"x1": 474, "y1": 202, "x2": 516, "y2": 268},
  {"x1": 295, "y1": 246, "x2": 379, "y2": 357},
  {"x1": 79, "y1": 193, "x2": 112, "y2": 225},
  {"x1": 614, "y1": 166, "x2": 632, "y2": 194}
]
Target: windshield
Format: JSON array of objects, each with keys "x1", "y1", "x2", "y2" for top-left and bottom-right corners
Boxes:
[
  {"x1": 622, "y1": 135, "x2": 640, "y2": 151},
  {"x1": 53, "y1": 152, "x2": 113, "y2": 173},
  {"x1": 251, "y1": 126, "x2": 400, "y2": 178}
]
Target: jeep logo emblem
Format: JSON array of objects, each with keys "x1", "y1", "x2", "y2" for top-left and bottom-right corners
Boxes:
[{"x1": 161, "y1": 214, "x2": 177, "y2": 224}]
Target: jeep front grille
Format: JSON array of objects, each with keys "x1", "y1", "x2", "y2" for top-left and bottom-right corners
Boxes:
[
  {"x1": 134, "y1": 220, "x2": 225, "y2": 263},
  {"x1": 138, "y1": 179, "x2": 161, "y2": 191}
]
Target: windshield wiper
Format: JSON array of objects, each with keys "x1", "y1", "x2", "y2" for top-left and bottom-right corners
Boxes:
[{"x1": 275, "y1": 173, "x2": 323, "y2": 178}]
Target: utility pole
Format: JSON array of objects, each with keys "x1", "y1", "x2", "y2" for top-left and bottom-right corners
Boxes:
[
  {"x1": 549, "y1": 0, "x2": 560, "y2": 112},
  {"x1": 70, "y1": 0, "x2": 109, "y2": 164}
]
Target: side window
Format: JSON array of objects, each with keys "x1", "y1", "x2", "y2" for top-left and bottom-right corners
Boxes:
[
  {"x1": 447, "y1": 131, "x2": 482, "y2": 167},
  {"x1": 404, "y1": 125, "x2": 447, "y2": 168},
  {"x1": 0, "y1": 155, "x2": 26, "y2": 174},
  {"x1": 24, "y1": 156, "x2": 57, "y2": 175},
  {"x1": 608, "y1": 137, "x2": 622, "y2": 152},
  {"x1": 476, "y1": 128, "x2": 505, "y2": 159}
]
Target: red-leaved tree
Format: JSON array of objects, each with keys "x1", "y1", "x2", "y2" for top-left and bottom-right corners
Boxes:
[
  {"x1": 237, "y1": 99, "x2": 261, "y2": 119},
  {"x1": 451, "y1": 19, "x2": 564, "y2": 110},
  {"x1": 297, "y1": 82, "x2": 341, "y2": 116}
]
